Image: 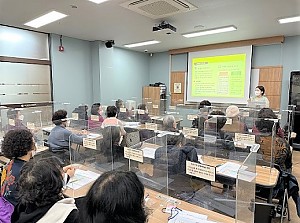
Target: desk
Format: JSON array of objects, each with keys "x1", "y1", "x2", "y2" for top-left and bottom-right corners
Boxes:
[
  {"x1": 201, "y1": 156, "x2": 279, "y2": 188},
  {"x1": 63, "y1": 166, "x2": 236, "y2": 223}
]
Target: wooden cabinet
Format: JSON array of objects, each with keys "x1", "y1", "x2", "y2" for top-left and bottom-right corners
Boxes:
[{"x1": 142, "y1": 86, "x2": 162, "y2": 116}]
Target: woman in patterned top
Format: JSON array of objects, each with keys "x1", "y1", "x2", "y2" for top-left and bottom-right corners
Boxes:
[{"x1": 1, "y1": 129, "x2": 36, "y2": 206}]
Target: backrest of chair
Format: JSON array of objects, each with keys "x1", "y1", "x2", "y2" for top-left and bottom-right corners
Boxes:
[
  {"x1": 125, "y1": 131, "x2": 140, "y2": 147},
  {"x1": 254, "y1": 202, "x2": 275, "y2": 223}
]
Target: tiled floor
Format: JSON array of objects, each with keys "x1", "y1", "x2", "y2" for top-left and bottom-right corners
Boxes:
[{"x1": 273, "y1": 150, "x2": 300, "y2": 222}]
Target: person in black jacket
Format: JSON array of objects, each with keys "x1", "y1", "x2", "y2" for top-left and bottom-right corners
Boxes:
[{"x1": 11, "y1": 158, "x2": 78, "y2": 223}]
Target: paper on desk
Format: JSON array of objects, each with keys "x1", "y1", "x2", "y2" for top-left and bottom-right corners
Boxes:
[
  {"x1": 142, "y1": 147, "x2": 157, "y2": 159},
  {"x1": 216, "y1": 162, "x2": 247, "y2": 178},
  {"x1": 168, "y1": 208, "x2": 218, "y2": 223},
  {"x1": 87, "y1": 133, "x2": 101, "y2": 138},
  {"x1": 67, "y1": 169, "x2": 100, "y2": 190}
]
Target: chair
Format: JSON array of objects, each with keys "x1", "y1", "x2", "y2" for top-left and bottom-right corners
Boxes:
[{"x1": 254, "y1": 202, "x2": 276, "y2": 223}]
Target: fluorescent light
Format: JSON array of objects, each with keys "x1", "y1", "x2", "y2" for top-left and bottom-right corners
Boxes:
[
  {"x1": 24, "y1": 11, "x2": 68, "y2": 28},
  {"x1": 183, "y1": 26, "x2": 237, "y2": 38},
  {"x1": 278, "y1": 16, "x2": 300, "y2": 24},
  {"x1": 88, "y1": 0, "x2": 109, "y2": 4},
  {"x1": 124, "y1": 40, "x2": 160, "y2": 48}
]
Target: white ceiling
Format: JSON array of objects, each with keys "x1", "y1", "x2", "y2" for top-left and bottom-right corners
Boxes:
[{"x1": 0, "y1": 0, "x2": 300, "y2": 53}]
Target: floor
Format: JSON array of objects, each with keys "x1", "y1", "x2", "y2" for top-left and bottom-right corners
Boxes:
[{"x1": 273, "y1": 149, "x2": 300, "y2": 222}]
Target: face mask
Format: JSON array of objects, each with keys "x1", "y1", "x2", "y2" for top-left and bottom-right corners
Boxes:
[
  {"x1": 255, "y1": 90, "x2": 261, "y2": 96},
  {"x1": 19, "y1": 115, "x2": 24, "y2": 121}
]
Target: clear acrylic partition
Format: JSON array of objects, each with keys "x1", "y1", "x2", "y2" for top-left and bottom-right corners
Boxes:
[
  {"x1": 128, "y1": 135, "x2": 169, "y2": 195},
  {"x1": 252, "y1": 117, "x2": 277, "y2": 169},
  {"x1": 235, "y1": 144, "x2": 258, "y2": 223},
  {"x1": 0, "y1": 106, "x2": 9, "y2": 138},
  {"x1": 69, "y1": 105, "x2": 89, "y2": 130}
]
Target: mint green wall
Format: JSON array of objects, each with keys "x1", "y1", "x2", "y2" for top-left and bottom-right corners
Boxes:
[
  {"x1": 50, "y1": 34, "x2": 93, "y2": 111},
  {"x1": 149, "y1": 52, "x2": 170, "y2": 92}
]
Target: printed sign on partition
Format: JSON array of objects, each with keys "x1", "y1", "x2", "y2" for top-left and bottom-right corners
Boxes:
[
  {"x1": 145, "y1": 122, "x2": 158, "y2": 130},
  {"x1": 153, "y1": 104, "x2": 159, "y2": 109},
  {"x1": 235, "y1": 133, "x2": 255, "y2": 144},
  {"x1": 91, "y1": 115, "x2": 99, "y2": 121},
  {"x1": 8, "y1": 119, "x2": 15, "y2": 126},
  {"x1": 72, "y1": 113, "x2": 79, "y2": 120},
  {"x1": 138, "y1": 109, "x2": 145, "y2": 115},
  {"x1": 186, "y1": 161, "x2": 215, "y2": 181},
  {"x1": 182, "y1": 127, "x2": 198, "y2": 136},
  {"x1": 120, "y1": 108, "x2": 127, "y2": 113},
  {"x1": 26, "y1": 122, "x2": 35, "y2": 129},
  {"x1": 187, "y1": 114, "x2": 198, "y2": 121},
  {"x1": 242, "y1": 112, "x2": 250, "y2": 117},
  {"x1": 83, "y1": 138, "x2": 97, "y2": 150},
  {"x1": 124, "y1": 147, "x2": 143, "y2": 163},
  {"x1": 169, "y1": 106, "x2": 176, "y2": 110},
  {"x1": 225, "y1": 118, "x2": 232, "y2": 125}
]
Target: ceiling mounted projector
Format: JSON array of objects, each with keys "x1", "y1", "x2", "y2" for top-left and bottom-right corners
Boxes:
[{"x1": 153, "y1": 21, "x2": 177, "y2": 34}]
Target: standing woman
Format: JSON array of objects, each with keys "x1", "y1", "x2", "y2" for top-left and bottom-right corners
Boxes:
[{"x1": 248, "y1": 85, "x2": 270, "y2": 108}]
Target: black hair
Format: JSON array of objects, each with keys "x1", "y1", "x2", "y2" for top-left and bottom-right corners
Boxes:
[
  {"x1": 256, "y1": 108, "x2": 279, "y2": 133},
  {"x1": 16, "y1": 158, "x2": 64, "y2": 207},
  {"x1": 7, "y1": 109, "x2": 19, "y2": 119},
  {"x1": 52, "y1": 109, "x2": 67, "y2": 125},
  {"x1": 256, "y1": 86, "x2": 265, "y2": 95},
  {"x1": 115, "y1": 99, "x2": 124, "y2": 109},
  {"x1": 91, "y1": 103, "x2": 101, "y2": 116},
  {"x1": 106, "y1": 106, "x2": 117, "y2": 118},
  {"x1": 208, "y1": 111, "x2": 227, "y2": 130},
  {"x1": 1, "y1": 129, "x2": 34, "y2": 159},
  {"x1": 198, "y1": 100, "x2": 211, "y2": 109},
  {"x1": 80, "y1": 171, "x2": 147, "y2": 223},
  {"x1": 137, "y1": 104, "x2": 147, "y2": 110}
]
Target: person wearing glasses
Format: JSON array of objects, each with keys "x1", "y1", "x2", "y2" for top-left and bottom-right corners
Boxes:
[{"x1": 79, "y1": 171, "x2": 147, "y2": 223}]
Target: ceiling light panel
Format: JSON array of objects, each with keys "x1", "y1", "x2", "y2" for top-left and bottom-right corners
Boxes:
[{"x1": 24, "y1": 11, "x2": 68, "y2": 28}]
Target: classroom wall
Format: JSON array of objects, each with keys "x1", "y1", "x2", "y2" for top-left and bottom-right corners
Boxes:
[
  {"x1": 99, "y1": 45, "x2": 150, "y2": 105},
  {"x1": 148, "y1": 35, "x2": 300, "y2": 111},
  {"x1": 50, "y1": 34, "x2": 93, "y2": 112},
  {"x1": 149, "y1": 52, "x2": 170, "y2": 91}
]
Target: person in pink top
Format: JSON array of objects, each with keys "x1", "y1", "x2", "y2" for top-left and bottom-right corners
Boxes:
[
  {"x1": 102, "y1": 106, "x2": 126, "y2": 135},
  {"x1": 88, "y1": 103, "x2": 104, "y2": 130}
]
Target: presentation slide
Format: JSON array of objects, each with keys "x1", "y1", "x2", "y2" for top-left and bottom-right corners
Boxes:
[{"x1": 187, "y1": 46, "x2": 252, "y2": 104}]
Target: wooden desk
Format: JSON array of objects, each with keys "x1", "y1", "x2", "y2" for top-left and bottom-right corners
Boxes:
[
  {"x1": 145, "y1": 188, "x2": 236, "y2": 223},
  {"x1": 201, "y1": 156, "x2": 279, "y2": 188},
  {"x1": 63, "y1": 167, "x2": 236, "y2": 223}
]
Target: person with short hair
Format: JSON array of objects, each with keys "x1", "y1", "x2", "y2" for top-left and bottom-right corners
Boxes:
[
  {"x1": 222, "y1": 105, "x2": 248, "y2": 134},
  {"x1": 48, "y1": 110, "x2": 85, "y2": 151},
  {"x1": 4, "y1": 109, "x2": 27, "y2": 133},
  {"x1": 162, "y1": 115, "x2": 177, "y2": 132},
  {"x1": 1, "y1": 129, "x2": 36, "y2": 206},
  {"x1": 11, "y1": 158, "x2": 78, "y2": 223},
  {"x1": 136, "y1": 104, "x2": 151, "y2": 124},
  {"x1": 198, "y1": 100, "x2": 211, "y2": 109},
  {"x1": 79, "y1": 171, "x2": 147, "y2": 223},
  {"x1": 88, "y1": 103, "x2": 104, "y2": 130},
  {"x1": 248, "y1": 85, "x2": 270, "y2": 108},
  {"x1": 102, "y1": 106, "x2": 126, "y2": 135}
]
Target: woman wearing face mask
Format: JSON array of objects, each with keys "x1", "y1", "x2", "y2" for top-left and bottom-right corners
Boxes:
[
  {"x1": 248, "y1": 85, "x2": 270, "y2": 108},
  {"x1": 1, "y1": 129, "x2": 37, "y2": 207}
]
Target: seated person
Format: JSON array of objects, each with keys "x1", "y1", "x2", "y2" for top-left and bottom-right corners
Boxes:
[
  {"x1": 255, "y1": 108, "x2": 292, "y2": 171},
  {"x1": 102, "y1": 106, "x2": 126, "y2": 136},
  {"x1": 198, "y1": 111, "x2": 235, "y2": 158},
  {"x1": 11, "y1": 158, "x2": 78, "y2": 223},
  {"x1": 100, "y1": 126, "x2": 124, "y2": 163},
  {"x1": 154, "y1": 133, "x2": 198, "y2": 176},
  {"x1": 4, "y1": 109, "x2": 27, "y2": 133},
  {"x1": 222, "y1": 105, "x2": 248, "y2": 134},
  {"x1": 48, "y1": 110, "x2": 85, "y2": 151},
  {"x1": 136, "y1": 103, "x2": 151, "y2": 124},
  {"x1": 88, "y1": 103, "x2": 104, "y2": 130},
  {"x1": 115, "y1": 99, "x2": 129, "y2": 120},
  {"x1": 79, "y1": 171, "x2": 147, "y2": 223},
  {"x1": 162, "y1": 115, "x2": 179, "y2": 133},
  {"x1": 1, "y1": 129, "x2": 36, "y2": 206},
  {"x1": 198, "y1": 100, "x2": 211, "y2": 109},
  {"x1": 70, "y1": 105, "x2": 88, "y2": 129}
]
